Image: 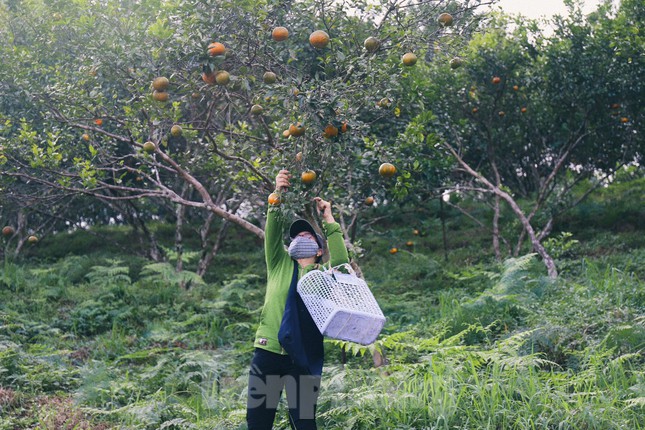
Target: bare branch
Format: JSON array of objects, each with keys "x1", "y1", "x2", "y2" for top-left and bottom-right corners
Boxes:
[{"x1": 151, "y1": 146, "x2": 265, "y2": 238}]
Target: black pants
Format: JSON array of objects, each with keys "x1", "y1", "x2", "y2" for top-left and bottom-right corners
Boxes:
[{"x1": 246, "y1": 348, "x2": 320, "y2": 430}]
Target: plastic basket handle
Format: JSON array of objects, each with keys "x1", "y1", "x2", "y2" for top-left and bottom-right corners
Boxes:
[{"x1": 326, "y1": 263, "x2": 357, "y2": 279}]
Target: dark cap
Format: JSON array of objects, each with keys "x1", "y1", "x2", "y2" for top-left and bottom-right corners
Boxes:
[{"x1": 289, "y1": 219, "x2": 325, "y2": 250}]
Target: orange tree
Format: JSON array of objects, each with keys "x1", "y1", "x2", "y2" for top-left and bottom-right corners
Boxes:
[
  {"x1": 0, "y1": 0, "x2": 486, "y2": 265},
  {"x1": 401, "y1": 1, "x2": 643, "y2": 277}
]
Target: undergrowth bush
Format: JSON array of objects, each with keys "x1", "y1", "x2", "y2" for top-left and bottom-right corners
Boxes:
[{"x1": 2, "y1": 193, "x2": 644, "y2": 429}]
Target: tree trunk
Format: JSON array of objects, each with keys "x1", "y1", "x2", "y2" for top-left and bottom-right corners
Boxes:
[
  {"x1": 196, "y1": 198, "x2": 241, "y2": 277},
  {"x1": 492, "y1": 194, "x2": 502, "y2": 261},
  {"x1": 492, "y1": 190, "x2": 558, "y2": 277},
  {"x1": 175, "y1": 202, "x2": 186, "y2": 275},
  {"x1": 485, "y1": 136, "x2": 504, "y2": 262},
  {"x1": 174, "y1": 184, "x2": 190, "y2": 279},
  {"x1": 445, "y1": 142, "x2": 558, "y2": 278},
  {"x1": 196, "y1": 219, "x2": 231, "y2": 278},
  {"x1": 538, "y1": 217, "x2": 554, "y2": 241},
  {"x1": 196, "y1": 214, "x2": 214, "y2": 277},
  {"x1": 336, "y1": 211, "x2": 364, "y2": 279},
  {"x1": 494, "y1": 193, "x2": 557, "y2": 277},
  {"x1": 349, "y1": 213, "x2": 359, "y2": 244},
  {"x1": 12, "y1": 211, "x2": 27, "y2": 259},
  {"x1": 125, "y1": 201, "x2": 163, "y2": 261},
  {"x1": 514, "y1": 228, "x2": 526, "y2": 257},
  {"x1": 439, "y1": 196, "x2": 448, "y2": 262},
  {"x1": 101, "y1": 198, "x2": 165, "y2": 261},
  {"x1": 372, "y1": 348, "x2": 387, "y2": 368}
]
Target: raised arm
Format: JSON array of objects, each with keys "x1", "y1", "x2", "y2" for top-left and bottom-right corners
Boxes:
[
  {"x1": 315, "y1": 197, "x2": 350, "y2": 268},
  {"x1": 265, "y1": 170, "x2": 291, "y2": 270}
]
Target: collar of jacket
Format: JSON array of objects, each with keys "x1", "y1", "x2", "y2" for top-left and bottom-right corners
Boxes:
[{"x1": 297, "y1": 262, "x2": 321, "y2": 273}]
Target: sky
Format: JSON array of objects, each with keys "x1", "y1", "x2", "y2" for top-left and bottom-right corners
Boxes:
[{"x1": 490, "y1": 0, "x2": 616, "y2": 19}]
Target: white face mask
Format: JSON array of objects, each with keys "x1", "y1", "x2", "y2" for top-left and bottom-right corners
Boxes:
[{"x1": 288, "y1": 236, "x2": 320, "y2": 259}]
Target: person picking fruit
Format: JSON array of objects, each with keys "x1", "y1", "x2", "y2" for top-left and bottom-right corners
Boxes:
[{"x1": 247, "y1": 169, "x2": 349, "y2": 430}]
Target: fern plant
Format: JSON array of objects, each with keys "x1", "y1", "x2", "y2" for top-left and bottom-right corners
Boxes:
[
  {"x1": 161, "y1": 246, "x2": 201, "y2": 266},
  {"x1": 85, "y1": 259, "x2": 132, "y2": 289},
  {"x1": 0, "y1": 260, "x2": 28, "y2": 293},
  {"x1": 140, "y1": 263, "x2": 205, "y2": 290}
]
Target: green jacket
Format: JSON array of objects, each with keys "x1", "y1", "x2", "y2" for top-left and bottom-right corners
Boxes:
[{"x1": 253, "y1": 206, "x2": 350, "y2": 354}]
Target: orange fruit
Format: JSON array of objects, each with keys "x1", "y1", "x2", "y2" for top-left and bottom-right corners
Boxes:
[
  {"x1": 94, "y1": 118, "x2": 103, "y2": 126},
  {"x1": 322, "y1": 124, "x2": 338, "y2": 138},
  {"x1": 272, "y1": 27, "x2": 289, "y2": 41},
  {"x1": 250, "y1": 104, "x2": 263, "y2": 115},
  {"x1": 406, "y1": 241, "x2": 414, "y2": 247},
  {"x1": 295, "y1": 152, "x2": 303, "y2": 162},
  {"x1": 438, "y1": 12, "x2": 453, "y2": 27},
  {"x1": 207, "y1": 42, "x2": 226, "y2": 56},
  {"x1": 413, "y1": 229, "x2": 420, "y2": 235},
  {"x1": 340, "y1": 121, "x2": 349, "y2": 133},
  {"x1": 2, "y1": 226, "x2": 14, "y2": 236},
  {"x1": 27, "y1": 235, "x2": 38, "y2": 244},
  {"x1": 364, "y1": 36, "x2": 380, "y2": 53},
  {"x1": 171, "y1": 125, "x2": 182, "y2": 137},
  {"x1": 289, "y1": 123, "x2": 306, "y2": 137},
  {"x1": 472, "y1": 107, "x2": 479, "y2": 114},
  {"x1": 620, "y1": 117, "x2": 629, "y2": 123},
  {"x1": 152, "y1": 90, "x2": 169, "y2": 102},
  {"x1": 379, "y1": 162, "x2": 397, "y2": 178},
  {"x1": 202, "y1": 72, "x2": 217, "y2": 85},
  {"x1": 364, "y1": 196, "x2": 375, "y2": 206},
  {"x1": 309, "y1": 30, "x2": 330, "y2": 49},
  {"x1": 215, "y1": 70, "x2": 230, "y2": 86},
  {"x1": 152, "y1": 76, "x2": 169, "y2": 91},
  {"x1": 82, "y1": 133, "x2": 90, "y2": 141},
  {"x1": 268, "y1": 192, "x2": 281, "y2": 206},
  {"x1": 143, "y1": 141, "x2": 156, "y2": 153},
  {"x1": 520, "y1": 107, "x2": 527, "y2": 113},
  {"x1": 389, "y1": 247, "x2": 398, "y2": 254},
  {"x1": 282, "y1": 129, "x2": 290, "y2": 138},
  {"x1": 513, "y1": 85, "x2": 519, "y2": 91},
  {"x1": 611, "y1": 103, "x2": 621, "y2": 109},
  {"x1": 492, "y1": 76, "x2": 501, "y2": 84},
  {"x1": 301, "y1": 170, "x2": 317, "y2": 184},
  {"x1": 263, "y1": 71, "x2": 277, "y2": 84},
  {"x1": 402, "y1": 52, "x2": 417, "y2": 66},
  {"x1": 498, "y1": 111, "x2": 505, "y2": 117}
]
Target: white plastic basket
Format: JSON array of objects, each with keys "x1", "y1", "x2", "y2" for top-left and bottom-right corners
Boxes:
[{"x1": 297, "y1": 264, "x2": 385, "y2": 345}]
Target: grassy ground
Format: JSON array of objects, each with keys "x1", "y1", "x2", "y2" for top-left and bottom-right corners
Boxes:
[{"x1": 1, "y1": 193, "x2": 644, "y2": 429}]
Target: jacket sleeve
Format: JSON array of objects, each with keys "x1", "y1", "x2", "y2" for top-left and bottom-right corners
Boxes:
[
  {"x1": 323, "y1": 221, "x2": 349, "y2": 268},
  {"x1": 265, "y1": 206, "x2": 289, "y2": 271}
]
